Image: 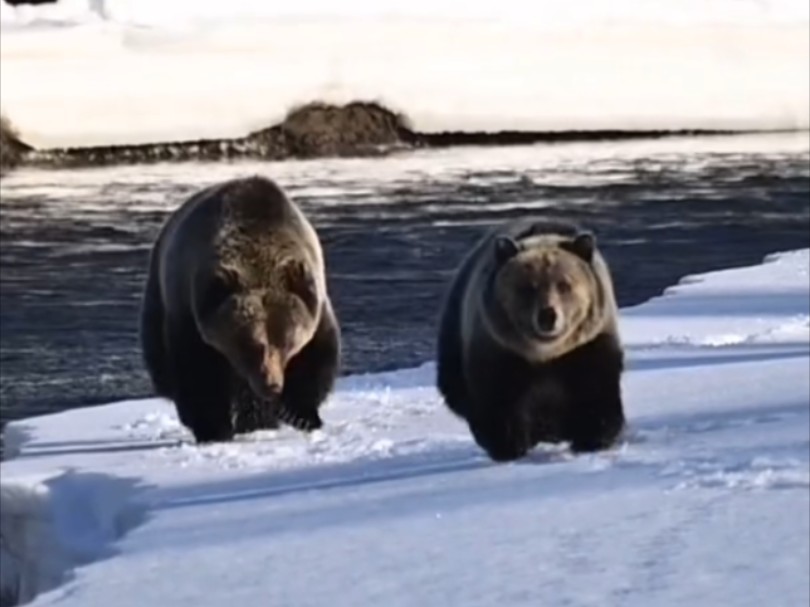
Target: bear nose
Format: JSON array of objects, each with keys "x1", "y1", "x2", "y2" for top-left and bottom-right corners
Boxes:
[
  {"x1": 258, "y1": 353, "x2": 284, "y2": 396},
  {"x1": 264, "y1": 380, "x2": 283, "y2": 396},
  {"x1": 536, "y1": 306, "x2": 558, "y2": 332},
  {"x1": 250, "y1": 378, "x2": 283, "y2": 400}
]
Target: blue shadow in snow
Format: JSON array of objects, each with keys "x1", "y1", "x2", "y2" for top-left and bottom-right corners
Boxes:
[
  {"x1": 141, "y1": 424, "x2": 809, "y2": 553},
  {"x1": 626, "y1": 343, "x2": 810, "y2": 373},
  {"x1": 154, "y1": 445, "x2": 500, "y2": 511},
  {"x1": 12, "y1": 438, "x2": 183, "y2": 460},
  {"x1": 148, "y1": 399, "x2": 809, "y2": 513},
  {"x1": 630, "y1": 401, "x2": 809, "y2": 437},
  {"x1": 623, "y1": 290, "x2": 809, "y2": 318}
]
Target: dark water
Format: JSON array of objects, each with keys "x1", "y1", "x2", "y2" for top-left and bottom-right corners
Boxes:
[{"x1": 1, "y1": 134, "x2": 808, "y2": 425}]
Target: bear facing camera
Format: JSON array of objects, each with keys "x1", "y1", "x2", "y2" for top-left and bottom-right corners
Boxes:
[
  {"x1": 436, "y1": 219, "x2": 625, "y2": 462},
  {"x1": 139, "y1": 176, "x2": 341, "y2": 443}
]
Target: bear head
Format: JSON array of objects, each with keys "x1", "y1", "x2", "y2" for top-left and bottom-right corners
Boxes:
[
  {"x1": 489, "y1": 230, "x2": 601, "y2": 360},
  {"x1": 194, "y1": 258, "x2": 320, "y2": 399}
]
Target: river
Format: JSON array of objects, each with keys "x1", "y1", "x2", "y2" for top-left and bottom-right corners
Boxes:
[{"x1": 1, "y1": 133, "x2": 808, "y2": 424}]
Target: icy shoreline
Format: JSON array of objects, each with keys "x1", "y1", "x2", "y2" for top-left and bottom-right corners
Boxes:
[{"x1": 1, "y1": 248, "x2": 808, "y2": 607}]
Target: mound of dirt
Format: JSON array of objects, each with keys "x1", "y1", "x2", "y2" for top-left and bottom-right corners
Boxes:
[
  {"x1": 250, "y1": 101, "x2": 417, "y2": 158},
  {"x1": 0, "y1": 114, "x2": 33, "y2": 177}
]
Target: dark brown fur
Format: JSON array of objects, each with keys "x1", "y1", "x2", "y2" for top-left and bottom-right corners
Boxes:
[
  {"x1": 436, "y1": 219, "x2": 625, "y2": 462},
  {"x1": 277, "y1": 101, "x2": 412, "y2": 157},
  {"x1": 140, "y1": 176, "x2": 341, "y2": 443}
]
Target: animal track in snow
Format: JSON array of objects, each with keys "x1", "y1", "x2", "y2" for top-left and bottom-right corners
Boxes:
[{"x1": 664, "y1": 455, "x2": 809, "y2": 492}]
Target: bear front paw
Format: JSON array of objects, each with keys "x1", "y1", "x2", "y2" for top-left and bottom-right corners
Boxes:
[
  {"x1": 278, "y1": 405, "x2": 323, "y2": 432},
  {"x1": 482, "y1": 441, "x2": 530, "y2": 463},
  {"x1": 468, "y1": 417, "x2": 530, "y2": 463},
  {"x1": 192, "y1": 424, "x2": 236, "y2": 444},
  {"x1": 567, "y1": 414, "x2": 625, "y2": 453}
]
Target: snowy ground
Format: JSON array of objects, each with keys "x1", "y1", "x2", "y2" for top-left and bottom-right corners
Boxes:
[
  {"x1": 1, "y1": 0, "x2": 809, "y2": 148},
  {"x1": 1, "y1": 248, "x2": 808, "y2": 607}
]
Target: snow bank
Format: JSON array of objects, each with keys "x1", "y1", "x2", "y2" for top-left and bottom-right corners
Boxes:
[
  {"x1": 1, "y1": 0, "x2": 808, "y2": 148},
  {"x1": 1, "y1": 248, "x2": 808, "y2": 607},
  {"x1": 0, "y1": 472, "x2": 143, "y2": 607},
  {"x1": 0, "y1": 480, "x2": 62, "y2": 607}
]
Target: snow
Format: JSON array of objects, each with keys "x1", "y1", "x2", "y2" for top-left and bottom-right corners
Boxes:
[
  {"x1": 1, "y1": 248, "x2": 808, "y2": 607},
  {"x1": 1, "y1": 0, "x2": 808, "y2": 148}
]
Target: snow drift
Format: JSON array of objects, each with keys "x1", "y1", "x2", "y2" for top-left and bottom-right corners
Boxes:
[
  {"x1": 0, "y1": 473, "x2": 143, "y2": 607},
  {"x1": 1, "y1": 0, "x2": 808, "y2": 148},
  {"x1": 1, "y1": 248, "x2": 808, "y2": 607}
]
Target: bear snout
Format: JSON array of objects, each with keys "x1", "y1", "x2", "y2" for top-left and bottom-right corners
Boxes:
[
  {"x1": 534, "y1": 306, "x2": 560, "y2": 336},
  {"x1": 262, "y1": 378, "x2": 283, "y2": 395},
  {"x1": 251, "y1": 351, "x2": 285, "y2": 398},
  {"x1": 248, "y1": 376, "x2": 283, "y2": 400}
]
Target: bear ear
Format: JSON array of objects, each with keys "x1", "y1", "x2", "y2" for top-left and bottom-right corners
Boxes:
[
  {"x1": 562, "y1": 232, "x2": 596, "y2": 263},
  {"x1": 283, "y1": 259, "x2": 319, "y2": 312},
  {"x1": 494, "y1": 236, "x2": 520, "y2": 264}
]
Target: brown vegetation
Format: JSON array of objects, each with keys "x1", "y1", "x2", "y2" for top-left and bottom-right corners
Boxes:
[
  {"x1": 0, "y1": 114, "x2": 32, "y2": 177},
  {"x1": 274, "y1": 100, "x2": 415, "y2": 157}
]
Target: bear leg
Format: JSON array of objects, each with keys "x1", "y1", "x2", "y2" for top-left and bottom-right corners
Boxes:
[
  {"x1": 564, "y1": 346, "x2": 625, "y2": 453},
  {"x1": 232, "y1": 381, "x2": 281, "y2": 434},
  {"x1": 566, "y1": 391, "x2": 625, "y2": 453},
  {"x1": 435, "y1": 259, "x2": 476, "y2": 419},
  {"x1": 139, "y1": 256, "x2": 174, "y2": 398},
  {"x1": 468, "y1": 408, "x2": 532, "y2": 463},
  {"x1": 435, "y1": 314, "x2": 471, "y2": 418},
  {"x1": 166, "y1": 316, "x2": 235, "y2": 443},
  {"x1": 279, "y1": 303, "x2": 341, "y2": 432},
  {"x1": 462, "y1": 342, "x2": 535, "y2": 462}
]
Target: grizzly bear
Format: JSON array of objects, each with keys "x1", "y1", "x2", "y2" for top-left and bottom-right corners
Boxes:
[
  {"x1": 139, "y1": 176, "x2": 341, "y2": 443},
  {"x1": 436, "y1": 219, "x2": 625, "y2": 462}
]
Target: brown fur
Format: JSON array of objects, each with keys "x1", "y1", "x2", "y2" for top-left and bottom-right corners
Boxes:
[
  {"x1": 140, "y1": 176, "x2": 341, "y2": 443},
  {"x1": 467, "y1": 232, "x2": 620, "y2": 364}
]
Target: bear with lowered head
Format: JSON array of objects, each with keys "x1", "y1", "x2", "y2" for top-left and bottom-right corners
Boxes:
[
  {"x1": 436, "y1": 219, "x2": 625, "y2": 462},
  {"x1": 139, "y1": 176, "x2": 341, "y2": 443}
]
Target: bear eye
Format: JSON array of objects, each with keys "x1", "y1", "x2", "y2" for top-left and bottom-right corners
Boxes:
[
  {"x1": 198, "y1": 276, "x2": 235, "y2": 318},
  {"x1": 557, "y1": 280, "x2": 572, "y2": 294},
  {"x1": 519, "y1": 284, "x2": 536, "y2": 300}
]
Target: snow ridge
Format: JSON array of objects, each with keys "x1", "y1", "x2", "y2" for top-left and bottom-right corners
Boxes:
[{"x1": 0, "y1": 472, "x2": 145, "y2": 607}]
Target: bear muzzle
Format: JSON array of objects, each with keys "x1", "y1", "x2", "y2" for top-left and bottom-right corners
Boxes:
[
  {"x1": 250, "y1": 351, "x2": 285, "y2": 398},
  {"x1": 533, "y1": 305, "x2": 562, "y2": 339}
]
